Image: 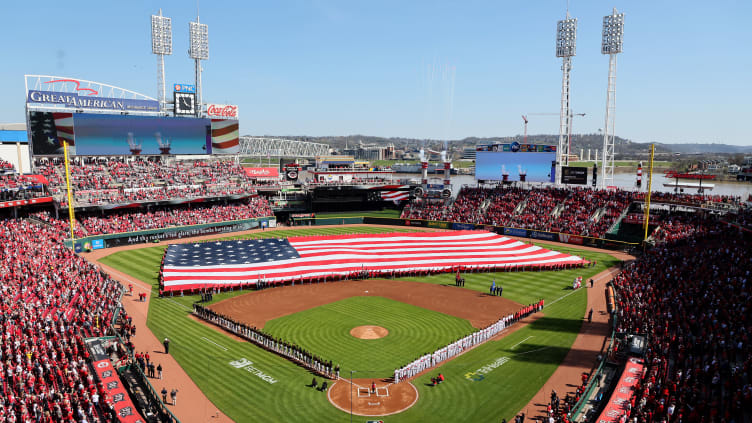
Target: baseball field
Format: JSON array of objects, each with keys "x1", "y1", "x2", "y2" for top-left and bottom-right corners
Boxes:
[{"x1": 98, "y1": 226, "x2": 619, "y2": 422}]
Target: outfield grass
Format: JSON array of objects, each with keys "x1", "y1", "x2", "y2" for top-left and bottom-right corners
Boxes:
[
  {"x1": 99, "y1": 226, "x2": 620, "y2": 422},
  {"x1": 264, "y1": 296, "x2": 475, "y2": 374}
]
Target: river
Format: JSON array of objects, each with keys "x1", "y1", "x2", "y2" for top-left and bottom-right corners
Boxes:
[{"x1": 393, "y1": 171, "x2": 752, "y2": 198}]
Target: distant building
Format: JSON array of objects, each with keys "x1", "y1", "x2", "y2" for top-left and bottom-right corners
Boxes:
[{"x1": 462, "y1": 148, "x2": 476, "y2": 160}]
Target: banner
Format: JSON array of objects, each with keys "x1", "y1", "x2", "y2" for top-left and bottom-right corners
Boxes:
[
  {"x1": 558, "y1": 233, "x2": 584, "y2": 245},
  {"x1": 403, "y1": 219, "x2": 428, "y2": 227},
  {"x1": 452, "y1": 222, "x2": 477, "y2": 230},
  {"x1": 105, "y1": 220, "x2": 261, "y2": 248},
  {"x1": 597, "y1": 357, "x2": 645, "y2": 422},
  {"x1": 530, "y1": 231, "x2": 557, "y2": 241},
  {"x1": 0, "y1": 197, "x2": 53, "y2": 209},
  {"x1": 244, "y1": 167, "x2": 279, "y2": 178},
  {"x1": 427, "y1": 221, "x2": 451, "y2": 229},
  {"x1": 503, "y1": 227, "x2": 529, "y2": 237}
]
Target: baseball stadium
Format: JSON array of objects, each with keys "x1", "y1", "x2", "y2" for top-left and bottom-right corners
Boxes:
[{"x1": 1, "y1": 4, "x2": 751, "y2": 423}]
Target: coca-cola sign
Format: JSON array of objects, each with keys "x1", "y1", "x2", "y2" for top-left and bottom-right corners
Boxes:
[{"x1": 206, "y1": 104, "x2": 239, "y2": 118}]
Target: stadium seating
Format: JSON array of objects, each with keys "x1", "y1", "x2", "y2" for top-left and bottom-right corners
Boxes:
[
  {"x1": 33, "y1": 157, "x2": 262, "y2": 207},
  {"x1": 29, "y1": 198, "x2": 272, "y2": 238},
  {"x1": 0, "y1": 218, "x2": 124, "y2": 422},
  {"x1": 400, "y1": 186, "x2": 745, "y2": 240},
  {"x1": 607, "y1": 224, "x2": 750, "y2": 422}
]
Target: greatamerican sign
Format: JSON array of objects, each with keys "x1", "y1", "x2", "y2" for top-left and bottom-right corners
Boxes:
[
  {"x1": 206, "y1": 104, "x2": 239, "y2": 118},
  {"x1": 27, "y1": 90, "x2": 159, "y2": 112}
]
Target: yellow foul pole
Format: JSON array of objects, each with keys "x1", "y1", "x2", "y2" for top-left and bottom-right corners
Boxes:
[
  {"x1": 643, "y1": 144, "x2": 655, "y2": 243},
  {"x1": 62, "y1": 141, "x2": 76, "y2": 242}
]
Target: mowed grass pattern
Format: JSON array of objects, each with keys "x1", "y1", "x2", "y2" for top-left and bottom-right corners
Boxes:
[
  {"x1": 264, "y1": 296, "x2": 475, "y2": 374},
  {"x1": 99, "y1": 226, "x2": 621, "y2": 422}
]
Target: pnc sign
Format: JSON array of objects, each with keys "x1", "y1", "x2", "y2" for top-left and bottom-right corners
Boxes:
[{"x1": 206, "y1": 104, "x2": 239, "y2": 118}]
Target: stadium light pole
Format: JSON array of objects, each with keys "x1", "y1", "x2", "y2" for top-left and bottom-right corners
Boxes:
[
  {"x1": 555, "y1": 13, "x2": 577, "y2": 185},
  {"x1": 189, "y1": 16, "x2": 209, "y2": 117},
  {"x1": 600, "y1": 8, "x2": 624, "y2": 188},
  {"x1": 151, "y1": 9, "x2": 173, "y2": 114}
]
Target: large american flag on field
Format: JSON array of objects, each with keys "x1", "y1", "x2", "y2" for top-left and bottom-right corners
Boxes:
[{"x1": 160, "y1": 230, "x2": 585, "y2": 292}]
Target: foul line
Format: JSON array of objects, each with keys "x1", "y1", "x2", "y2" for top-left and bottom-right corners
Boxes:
[
  {"x1": 166, "y1": 298, "x2": 191, "y2": 310},
  {"x1": 515, "y1": 346, "x2": 549, "y2": 356},
  {"x1": 511, "y1": 336, "x2": 534, "y2": 349},
  {"x1": 201, "y1": 337, "x2": 228, "y2": 351}
]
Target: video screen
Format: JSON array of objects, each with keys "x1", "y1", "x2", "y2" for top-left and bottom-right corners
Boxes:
[
  {"x1": 475, "y1": 151, "x2": 556, "y2": 183},
  {"x1": 73, "y1": 114, "x2": 211, "y2": 155},
  {"x1": 29, "y1": 112, "x2": 212, "y2": 155}
]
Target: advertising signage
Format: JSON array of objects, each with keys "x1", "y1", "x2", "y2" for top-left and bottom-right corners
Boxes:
[
  {"x1": 27, "y1": 90, "x2": 159, "y2": 112},
  {"x1": 561, "y1": 166, "x2": 588, "y2": 185},
  {"x1": 173, "y1": 83, "x2": 196, "y2": 93},
  {"x1": 206, "y1": 104, "x2": 239, "y2": 118}
]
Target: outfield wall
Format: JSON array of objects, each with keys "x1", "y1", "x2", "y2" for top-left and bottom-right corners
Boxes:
[
  {"x1": 67, "y1": 217, "x2": 276, "y2": 251},
  {"x1": 362, "y1": 217, "x2": 639, "y2": 251}
]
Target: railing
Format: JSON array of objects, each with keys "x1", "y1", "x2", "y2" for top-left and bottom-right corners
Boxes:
[
  {"x1": 568, "y1": 281, "x2": 620, "y2": 421},
  {"x1": 120, "y1": 362, "x2": 181, "y2": 423}
]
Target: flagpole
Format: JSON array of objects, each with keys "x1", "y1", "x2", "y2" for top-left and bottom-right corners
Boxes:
[
  {"x1": 62, "y1": 141, "x2": 76, "y2": 242},
  {"x1": 643, "y1": 144, "x2": 654, "y2": 247}
]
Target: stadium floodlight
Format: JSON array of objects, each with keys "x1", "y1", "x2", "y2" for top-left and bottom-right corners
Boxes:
[
  {"x1": 600, "y1": 8, "x2": 625, "y2": 189},
  {"x1": 189, "y1": 18, "x2": 209, "y2": 117},
  {"x1": 555, "y1": 15, "x2": 577, "y2": 185},
  {"x1": 556, "y1": 17, "x2": 577, "y2": 58},
  {"x1": 189, "y1": 21, "x2": 209, "y2": 60},
  {"x1": 151, "y1": 10, "x2": 172, "y2": 113}
]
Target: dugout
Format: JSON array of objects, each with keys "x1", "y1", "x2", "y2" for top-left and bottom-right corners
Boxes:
[{"x1": 290, "y1": 212, "x2": 316, "y2": 226}]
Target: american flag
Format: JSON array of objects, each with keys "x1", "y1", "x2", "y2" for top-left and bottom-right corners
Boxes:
[{"x1": 161, "y1": 231, "x2": 585, "y2": 292}]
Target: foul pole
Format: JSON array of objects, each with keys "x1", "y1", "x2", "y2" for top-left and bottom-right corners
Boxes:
[
  {"x1": 643, "y1": 144, "x2": 654, "y2": 244},
  {"x1": 62, "y1": 141, "x2": 76, "y2": 242}
]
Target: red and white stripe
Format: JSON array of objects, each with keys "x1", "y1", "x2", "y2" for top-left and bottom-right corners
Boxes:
[
  {"x1": 162, "y1": 231, "x2": 585, "y2": 291},
  {"x1": 53, "y1": 113, "x2": 74, "y2": 145},
  {"x1": 211, "y1": 119, "x2": 239, "y2": 154},
  {"x1": 380, "y1": 190, "x2": 409, "y2": 202}
]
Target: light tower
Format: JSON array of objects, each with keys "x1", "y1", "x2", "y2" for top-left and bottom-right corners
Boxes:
[
  {"x1": 600, "y1": 8, "x2": 624, "y2": 188},
  {"x1": 189, "y1": 17, "x2": 209, "y2": 117},
  {"x1": 555, "y1": 14, "x2": 577, "y2": 185},
  {"x1": 151, "y1": 10, "x2": 172, "y2": 113}
]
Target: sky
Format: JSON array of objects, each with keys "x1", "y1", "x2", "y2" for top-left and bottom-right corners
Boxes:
[{"x1": 1, "y1": 1, "x2": 750, "y2": 145}]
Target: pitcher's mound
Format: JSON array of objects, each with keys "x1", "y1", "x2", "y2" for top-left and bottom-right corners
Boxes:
[{"x1": 350, "y1": 325, "x2": 389, "y2": 339}]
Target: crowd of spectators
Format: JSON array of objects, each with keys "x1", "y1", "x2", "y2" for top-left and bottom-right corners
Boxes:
[
  {"x1": 76, "y1": 198, "x2": 273, "y2": 236},
  {"x1": 0, "y1": 159, "x2": 14, "y2": 174},
  {"x1": 0, "y1": 218, "x2": 124, "y2": 422},
  {"x1": 605, "y1": 226, "x2": 751, "y2": 422},
  {"x1": 0, "y1": 175, "x2": 49, "y2": 201},
  {"x1": 27, "y1": 198, "x2": 272, "y2": 239},
  {"x1": 33, "y1": 157, "x2": 263, "y2": 206},
  {"x1": 400, "y1": 186, "x2": 748, "y2": 240}
]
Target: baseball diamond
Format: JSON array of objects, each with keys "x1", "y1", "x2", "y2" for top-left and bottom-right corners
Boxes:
[{"x1": 94, "y1": 225, "x2": 624, "y2": 422}]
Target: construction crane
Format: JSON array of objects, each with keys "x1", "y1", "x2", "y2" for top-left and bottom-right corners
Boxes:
[{"x1": 521, "y1": 115, "x2": 529, "y2": 144}]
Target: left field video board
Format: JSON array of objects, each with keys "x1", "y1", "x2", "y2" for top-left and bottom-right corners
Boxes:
[{"x1": 29, "y1": 112, "x2": 212, "y2": 155}]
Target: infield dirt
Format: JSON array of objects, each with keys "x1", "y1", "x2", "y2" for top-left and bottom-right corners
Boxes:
[{"x1": 209, "y1": 279, "x2": 523, "y2": 330}]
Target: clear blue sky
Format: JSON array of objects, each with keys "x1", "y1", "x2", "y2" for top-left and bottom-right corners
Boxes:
[{"x1": 1, "y1": 1, "x2": 750, "y2": 145}]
